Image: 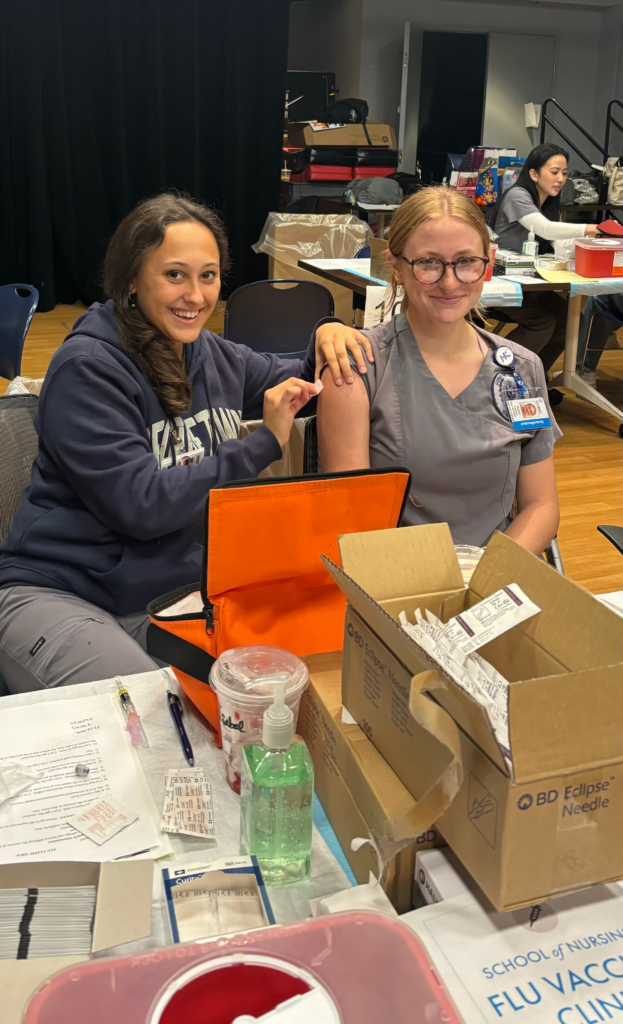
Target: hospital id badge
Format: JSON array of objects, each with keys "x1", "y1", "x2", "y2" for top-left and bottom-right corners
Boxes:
[{"x1": 506, "y1": 392, "x2": 551, "y2": 432}]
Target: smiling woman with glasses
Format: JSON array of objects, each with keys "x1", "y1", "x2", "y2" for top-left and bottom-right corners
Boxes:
[{"x1": 317, "y1": 185, "x2": 562, "y2": 557}]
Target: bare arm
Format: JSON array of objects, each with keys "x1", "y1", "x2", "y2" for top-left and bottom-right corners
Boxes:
[
  {"x1": 504, "y1": 455, "x2": 560, "y2": 555},
  {"x1": 317, "y1": 370, "x2": 371, "y2": 471}
]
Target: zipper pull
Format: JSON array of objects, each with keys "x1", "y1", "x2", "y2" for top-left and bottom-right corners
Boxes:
[{"x1": 204, "y1": 601, "x2": 214, "y2": 634}]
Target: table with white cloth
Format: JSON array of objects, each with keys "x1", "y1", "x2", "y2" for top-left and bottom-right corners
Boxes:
[
  {"x1": 299, "y1": 258, "x2": 623, "y2": 431},
  {"x1": 0, "y1": 667, "x2": 351, "y2": 960}
]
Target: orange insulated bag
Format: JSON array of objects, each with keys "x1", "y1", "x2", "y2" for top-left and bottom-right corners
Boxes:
[{"x1": 147, "y1": 469, "x2": 409, "y2": 742}]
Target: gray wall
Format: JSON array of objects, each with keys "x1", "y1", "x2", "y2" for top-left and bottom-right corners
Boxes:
[
  {"x1": 360, "y1": 0, "x2": 605, "y2": 167},
  {"x1": 593, "y1": 3, "x2": 623, "y2": 158},
  {"x1": 288, "y1": 0, "x2": 363, "y2": 98}
]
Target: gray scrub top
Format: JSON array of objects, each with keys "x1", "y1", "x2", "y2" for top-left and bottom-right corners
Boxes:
[
  {"x1": 492, "y1": 186, "x2": 538, "y2": 251},
  {"x1": 348, "y1": 315, "x2": 562, "y2": 546}
]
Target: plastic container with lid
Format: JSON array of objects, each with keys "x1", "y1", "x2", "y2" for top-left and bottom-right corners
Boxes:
[
  {"x1": 23, "y1": 912, "x2": 463, "y2": 1024},
  {"x1": 209, "y1": 646, "x2": 309, "y2": 793},
  {"x1": 575, "y1": 238, "x2": 623, "y2": 279}
]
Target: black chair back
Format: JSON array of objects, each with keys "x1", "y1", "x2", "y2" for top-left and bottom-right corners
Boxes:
[
  {"x1": 303, "y1": 415, "x2": 321, "y2": 474},
  {"x1": 0, "y1": 284, "x2": 39, "y2": 380},
  {"x1": 223, "y1": 279, "x2": 334, "y2": 359}
]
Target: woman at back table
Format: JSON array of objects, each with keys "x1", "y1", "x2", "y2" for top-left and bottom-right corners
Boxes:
[
  {"x1": 317, "y1": 186, "x2": 561, "y2": 555},
  {"x1": 0, "y1": 193, "x2": 372, "y2": 693},
  {"x1": 488, "y1": 143, "x2": 599, "y2": 375}
]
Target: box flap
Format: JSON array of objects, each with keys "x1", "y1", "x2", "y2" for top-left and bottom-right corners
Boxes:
[
  {"x1": 0, "y1": 863, "x2": 100, "y2": 889},
  {"x1": 1, "y1": 957, "x2": 87, "y2": 1024},
  {"x1": 509, "y1": 665, "x2": 623, "y2": 782},
  {"x1": 470, "y1": 532, "x2": 623, "y2": 672},
  {"x1": 338, "y1": 523, "x2": 464, "y2": 602},
  {"x1": 430, "y1": 682, "x2": 509, "y2": 776},
  {"x1": 323, "y1": 555, "x2": 439, "y2": 677},
  {"x1": 91, "y1": 861, "x2": 153, "y2": 952}
]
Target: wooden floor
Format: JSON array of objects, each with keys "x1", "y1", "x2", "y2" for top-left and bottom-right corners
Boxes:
[{"x1": 2, "y1": 301, "x2": 622, "y2": 595}]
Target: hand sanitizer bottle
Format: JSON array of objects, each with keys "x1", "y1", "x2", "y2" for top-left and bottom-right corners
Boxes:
[
  {"x1": 240, "y1": 679, "x2": 314, "y2": 886},
  {"x1": 522, "y1": 228, "x2": 539, "y2": 259}
]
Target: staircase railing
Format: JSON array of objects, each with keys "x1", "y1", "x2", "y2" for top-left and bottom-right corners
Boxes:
[
  {"x1": 540, "y1": 97, "x2": 607, "y2": 167},
  {"x1": 605, "y1": 99, "x2": 623, "y2": 159}
]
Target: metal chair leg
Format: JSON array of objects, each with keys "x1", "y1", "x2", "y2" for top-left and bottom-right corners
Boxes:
[{"x1": 544, "y1": 536, "x2": 564, "y2": 574}]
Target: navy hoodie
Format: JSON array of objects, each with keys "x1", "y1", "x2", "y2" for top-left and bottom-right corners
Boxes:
[{"x1": 0, "y1": 301, "x2": 316, "y2": 614}]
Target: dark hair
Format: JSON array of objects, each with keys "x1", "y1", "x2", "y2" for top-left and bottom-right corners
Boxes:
[
  {"x1": 490, "y1": 143, "x2": 569, "y2": 230},
  {"x1": 103, "y1": 193, "x2": 230, "y2": 420}
]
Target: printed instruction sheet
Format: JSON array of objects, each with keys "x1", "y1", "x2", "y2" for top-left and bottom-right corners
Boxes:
[{"x1": 0, "y1": 694, "x2": 163, "y2": 861}]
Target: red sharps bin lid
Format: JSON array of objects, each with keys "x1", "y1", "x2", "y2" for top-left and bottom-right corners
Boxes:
[{"x1": 23, "y1": 912, "x2": 463, "y2": 1024}]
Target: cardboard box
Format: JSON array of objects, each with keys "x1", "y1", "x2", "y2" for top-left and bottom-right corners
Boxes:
[
  {"x1": 261, "y1": 214, "x2": 369, "y2": 325},
  {"x1": 369, "y1": 237, "x2": 392, "y2": 284},
  {"x1": 322, "y1": 524, "x2": 623, "y2": 911},
  {"x1": 299, "y1": 652, "x2": 444, "y2": 913},
  {"x1": 0, "y1": 860, "x2": 153, "y2": 1024},
  {"x1": 288, "y1": 122, "x2": 397, "y2": 149},
  {"x1": 268, "y1": 256, "x2": 355, "y2": 325}
]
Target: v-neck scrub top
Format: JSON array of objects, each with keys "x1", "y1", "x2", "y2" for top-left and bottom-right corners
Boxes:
[{"x1": 343, "y1": 315, "x2": 562, "y2": 546}]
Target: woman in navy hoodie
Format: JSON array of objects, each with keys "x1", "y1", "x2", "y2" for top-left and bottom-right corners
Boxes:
[{"x1": 0, "y1": 194, "x2": 370, "y2": 692}]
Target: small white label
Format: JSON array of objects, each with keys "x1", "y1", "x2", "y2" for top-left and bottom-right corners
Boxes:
[
  {"x1": 68, "y1": 795, "x2": 138, "y2": 845},
  {"x1": 613, "y1": 251, "x2": 623, "y2": 276},
  {"x1": 440, "y1": 584, "x2": 541, "y2": 659},
  {"x1": 308, "y1": 121, "x2": 345, "y2": 131}
]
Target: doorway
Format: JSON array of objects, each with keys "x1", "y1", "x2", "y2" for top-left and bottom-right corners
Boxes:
[{"x1": 417, "y1": 31, "x2": 488, "y2": 184}]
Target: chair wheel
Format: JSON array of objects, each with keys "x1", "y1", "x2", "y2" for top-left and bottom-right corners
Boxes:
[
  {"x1": 548, "y1": 388, "x2": 564, "y2": 406},
  {"x1": 618, "y1": 423, "x2": 623, "y2": 439}
]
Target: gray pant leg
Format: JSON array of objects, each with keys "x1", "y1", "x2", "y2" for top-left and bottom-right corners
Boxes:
[
  {"x1": 0, "y1": 586, "x2": 160, "y2": 693},
  {"x1": 114, "y1": 610, "x2": 168, "y2": 668}
]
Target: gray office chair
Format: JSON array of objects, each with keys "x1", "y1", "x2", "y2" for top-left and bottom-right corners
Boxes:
[
  {"x1": 0, "y1": 394, "x2": 39, "y2": 542},
  {"x1": 0, "y1": 394, "x2": 39, "y2": 698},
  {"x1": 302, "y1": 414, "x2": 564, "y2": 572}
]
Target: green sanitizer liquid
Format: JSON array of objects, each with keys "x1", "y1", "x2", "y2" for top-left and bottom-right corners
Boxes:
[{"x1": 240, "y1": 681, "x2": 314, "y2": 887}]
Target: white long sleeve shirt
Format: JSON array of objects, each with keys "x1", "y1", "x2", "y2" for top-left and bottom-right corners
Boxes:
[{"x1": 492, "y1": 187, "x2": 588, "y2": 250}]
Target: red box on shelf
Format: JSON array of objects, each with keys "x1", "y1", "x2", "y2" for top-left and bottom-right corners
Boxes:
[
  {"x1": 575, "y1": 238, "x2": 623, "y2": 278},
  {"x1": 352, "y1": 166, "x2": 395, "y2": 179},
  {"x1": 289, "y1": 165, "x2": 353, "y2": 182}
]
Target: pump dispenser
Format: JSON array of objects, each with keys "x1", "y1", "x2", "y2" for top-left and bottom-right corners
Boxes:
[
  {"x1": 522, "y1": 228, "x2": 539, "y2": 260},
  {"x1": 262, "y1": 680, "x2": 294, "y2": 750},
  {"x1": 240, "y1": 679, "x2": 314, "y2": 886}
]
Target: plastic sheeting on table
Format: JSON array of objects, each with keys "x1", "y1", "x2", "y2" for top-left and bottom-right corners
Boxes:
[
  {"x1": 570, "y1": 277, "x2": 623, "y2": 296},
  {"x1": 0, "y1": 669, "x2": 351, "y2": 958}
]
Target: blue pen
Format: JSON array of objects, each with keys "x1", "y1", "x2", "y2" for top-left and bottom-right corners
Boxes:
[{"x1": 167, "y1": 691, "x2": 195, "y2": 767}]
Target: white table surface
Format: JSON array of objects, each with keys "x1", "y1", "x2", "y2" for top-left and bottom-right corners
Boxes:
[{"x1": 0, "y1": 668, "x2": 350, "y2": 957}]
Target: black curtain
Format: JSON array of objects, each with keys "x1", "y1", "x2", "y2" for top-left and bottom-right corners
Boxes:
[{"x1": 0, "y1": 0, "x2": 290, "y2": 311}]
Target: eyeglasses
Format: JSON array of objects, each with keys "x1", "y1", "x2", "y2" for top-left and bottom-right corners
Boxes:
[{"x1": 394, "y1": 254, "x2": 489, "y2": 284}]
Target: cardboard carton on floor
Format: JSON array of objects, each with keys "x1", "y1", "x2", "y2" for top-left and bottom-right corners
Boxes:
[
  {"x1": 369, "y1": 237, "x2": 392, "y2": 284},
  {"x1": 1, "y1": 860, "x2": 153, "y2": 1024},
  {"x1": 256, "y1": 212, "x2": 369, "y2": 325},
  {"x1": 299, "y1": 652, "x2": 444, "y2": 913},
  {"x1": 322, "y1": 524, "x2": 623, "y2": 911},
  {"x1": 288, "y1": 122, "x2": 397, "y2": 149}
]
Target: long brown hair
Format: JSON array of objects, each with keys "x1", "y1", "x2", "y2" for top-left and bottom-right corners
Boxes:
[
  {"x1": 103, "y1": 193, "x2": 230, "y2": 420},
  {"x1": 387, "y1": 186, "x2": 490, "y2": 313}
]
